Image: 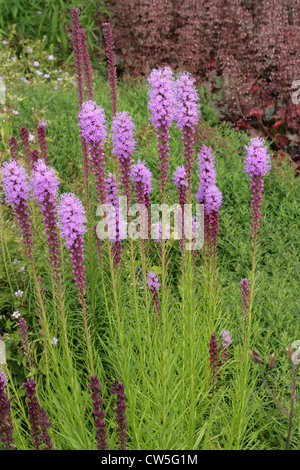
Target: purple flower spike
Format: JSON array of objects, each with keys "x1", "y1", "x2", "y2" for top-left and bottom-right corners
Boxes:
[
  {"x1": 0, "y1": 373, "x2": 15, "y2": 450},
  {"x1": 205, "y1": 184, "x2": 223, "y2": 215},
  {"x1": 32, "y1": 160, "x2": 61, "y2": 279},
  {"x1": 175, "y1": 71, "x2": 200, "y2": 131},
  {"x1": 78, "y1": 100, "x2": 107, "y2": 145},
  {"x1": 18, "y1": 317, "x2": 32, "y2": 370},
  {"x1": 23, "y1": 378, "x2": 53, "y2": 450},
  {"x1": 173, "y1": 165, "x2": 188, "y2": 209},
  {"x1": 37, "y1": 123, "x2": 49, "y2": 165},
  {"x1": 147, "y1": 271, "x2": 161, "y2": 315},
  {"x1": 111, "y1": 379, "x2": 127, "y2": 451},
  {"x1": 175, "y1": 71, "x2": 200, "y2": 197},
  {"x1": 102, "y1": 22, "x2": 118, "y2": 117},
  {"x1": 221, "y1": 329, "x2": 232, "y2": 364},
  {"x1": 244, "y1": 137, "x2": 271, "y2": 178},
  {"x1": 1, "y1": 160, "x2": 33, "y2": 255},
  {"x1": 9, "y1": 136, "x2": 19, "y2": 161},
  {"x1": 131, "y1": 160, "x2": 153, "y2": 207},
  {"x1": 196, "y1": 145, "x2": 217, "y2": 205},
  {"x1": 57, "y1": 193, "x2": 87, "y2": 300},
  {"x1": 244, "y1": 137, "x2": 271, "y2": 240},
  {"x1": 147, "y1": 66, "x2": 175, "y2": 201},
  {"x1": 88, "y1": 375, "x2": 108, "y2": 450},
  {"x1": 111, "y1": 111, "x2": 135, "y2": 206},
  {"x1": 20, "y1": 127, "x2": 32, "y2": 167},
  {"x1": 105, "y1": 173, "x2": 127, "y2": 270}
]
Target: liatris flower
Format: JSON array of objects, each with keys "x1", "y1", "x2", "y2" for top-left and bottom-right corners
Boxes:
[
  {"x1": 31, "y1": 148, "x2": 39, "y2": 166},
  {"x1": 244, "y1": 137, "x2": 271, "y2": 240},
  {"x1": 23, "y1": 378, "x2": 53, "y2": 450},
  {"x1": 147, "y1": 66, "x2": 175, "y2": 202},
  {"x1": 209, "y1": 333, "x2": 219, "y2": 398},
  {"x1": 18, "y1": 317, "x2": 32, "y2": 371},
  {"x1": 111, "y1": 111, "x2": 136, "y2": 207},
  {"x1": 102, "y1": 22, "x2": 118, "y2": 117},
  {"x1": 72, "y1": 7, "x2": 85, "y2": 107},
  {"x1": 204, "y1": 184, "x2": 222, "y2": 257},
  {"x1": 88, "y1": 375, "x2": 108, "y2": 450},
  {"x1": 175, "y1": 71, "x2": 200, "y2": 197},
  {"x1": 105, "y1": 173, "x2": 127, "y2": 270},
  {"x1": 23, "y1": 378, "x2": 42, "y2": 450},
  {"x1": 220, "y1": 329, "x2": 232, "y2": 364},
  {"x1": 131, "y1": 160, "x2": 152, "y2": 208},
  {"x1": 196, "y1": 145, "x2": 217, "y2": 205},
  {"x1": 78, "y1": 100, "x2": 107, "y2": 204},
  {"x1": 131, "y1": 160, "x2": 152, "y2": 238},
  {"x1": 173, "y1": 165, "x2": 188, "y2": 210},
  {"x1": 57, "y1": 193, "x2": 87, "y2": 300},
  {"x1": 37, "y1": 122, "x2": 49, "y2": 164},
  {"x1": 80, "y1": 28, "x2": 94, "y2": 100},
  {"x1": 20, "y1": 127, "x2": 31, "y2": 167},
  {"x1": 0, "y1": 373, "x2": 15, "y2": 450},
  {"x1": 111, "y1": 379, "x2": 127, "y2": 450},
  {"x1": 241, "y1": 278, "x2": 251, "y2": 348},
  {"x1": 32, "y1": 159, "x2": 61, "y2": 281},
  {"x1": 9, "y1": 136, "x2": 19, "y2": 161},
  {"x1": 38, "y1": 407, "x2": 53, "y2": 450},
  {"x1": 1, "y1": 160, "x2": 33, "y2": 256},
  {"x1": 147, "y1": 271, "x2": 161, "y2": 315}
]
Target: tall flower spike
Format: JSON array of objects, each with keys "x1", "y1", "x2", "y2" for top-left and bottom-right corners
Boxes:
[
  {"x1": 205, "y1": 184, "x2": 222, "y2": 265},
  {"x1": 57, "y1": 193, "x2": 87, "y2": 300},
  {"x1": 105, "y1": 173, "x2": 127, "y2": 270},
  {"x1": 147, "y1": 271, "x2": 161, "y2": 315},
  {"x1": 9, "y1": 136, "x2": 19, "y2": 161},
  {"x1": 196, "y1": 145, "x2": 217, "y2": 205},
  {"x1": 111, "y1": 111, "x2": 135, "y2": 207},
  {"x1": 78, "y1": 100, "x2": 107, "y2": 205},
  {"x1": 20, "y1": 127, "x2": 32, "y2": 167},
  {"x1": 0, "y1": 373, "x2": 15, "y2": 450},
  {"x1": 111, "y1": 379, "x2": 127, "y2": 450},
  {"x1": 18, "y1": 317, "x2": 33, "y2": 372},
  {"x1": 220, "y1": 329, "x2": 232, "y2": 364},
  {"x1": 147, "y1": 66, "x2": 175, "y2": 202},
  {"x1": 244, "y1": 137, "x2": 271, "y2": 240},
  {"x1": 88, "y1": 375, "x2": 108, "y2": 450},
  {"x1": 131, "y1": 160, "x2": 153, "y2": 238},
  {"x1": 32, "y1": 159, "x2": 61, "y2": 282},
  {"x1": 175, "y1": 71, "x2": 200, "y2": 198},
  {"x1": 37, "y1": 122, "x2": 49, "y2": 165},
  {"x1": 57, "y1": 192, "x2": 93, "y2": 373},
  {"x1": 102, "y1": 22, "x2": 118, "y2": 117},
  {"x1": 1, "y1": 160, "x2": 33, "y2": 256}
]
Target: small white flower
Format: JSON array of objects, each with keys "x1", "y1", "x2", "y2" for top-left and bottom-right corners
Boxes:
[
  {"x1": 12, "y1": 310, "x2": 21, "y2": 319},
  {"x1": 12, "y1": 259, "x2": 20, "y2": 265},
  {"x1": 18, "y1": 266, "x2": 25, "y2": 272},
  {"x1": 48, "y1": 55, "x2": 54, "y2": 61},
  {"x1": 2, "y1": 40, "x2": 8, "y2": 45},
  {"x1": 28, "y1": 134, "x2": 34, "y2": 141},
  {"x1": 44, "y1": 74, "x2": 50, "y2": 79},
  {"x1": 12, "y1": 110, "x2": 19, "y2": 115},
  {"x1": 57, "y1": 78, "x2": 63, "y2": 81},
  {"x1": 33, "y1": 61, "x2": 40, "y2": 67},
  {"x1": 36, "y1": 70, "x2": 43, "y2": 76},
  {"x1": 11, "y1": 57, "x2": 16, "y2": 62},
  {"x1": 14, "y1": 290, "x2": 24, "y2": 298},
  {"x1": 51, "y1": 337, "x2": 58, "y2": 346}
]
